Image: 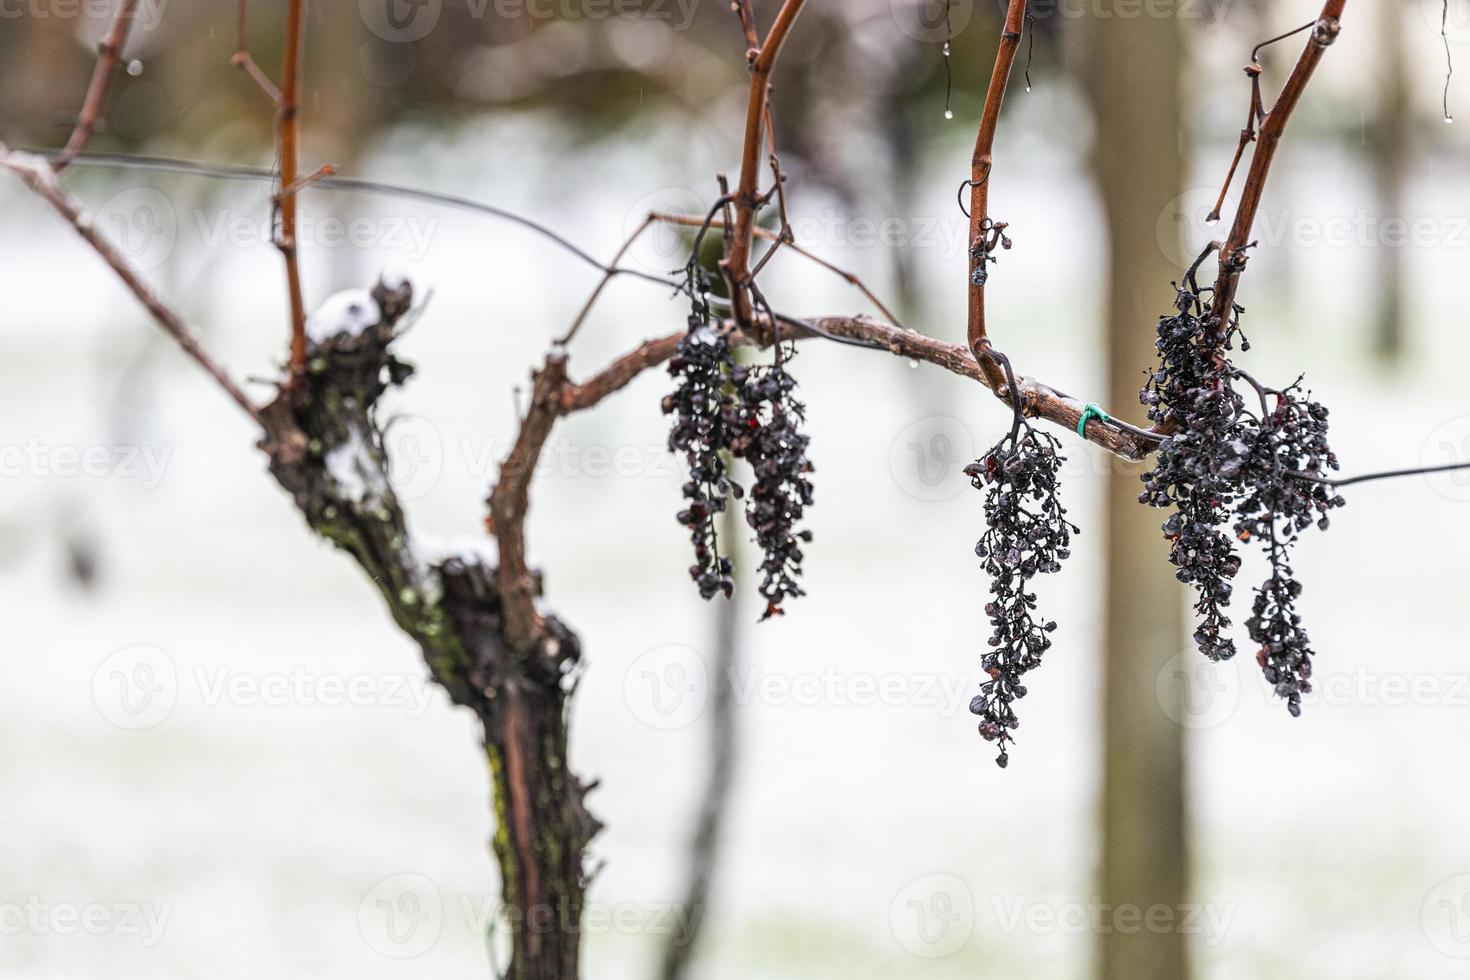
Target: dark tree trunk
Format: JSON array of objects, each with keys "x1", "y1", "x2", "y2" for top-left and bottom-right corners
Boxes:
[
  {"x1": 260, "y1": 279, "x2": 597, "y2": 980},
  {"x1": 1081, "y1": 13, "x2": 1191, "y2": 980}
]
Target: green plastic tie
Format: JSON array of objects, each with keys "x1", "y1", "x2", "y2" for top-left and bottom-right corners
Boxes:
[{"x1": 1077, "y1": 403, "x2": 1111, "y2": 438}]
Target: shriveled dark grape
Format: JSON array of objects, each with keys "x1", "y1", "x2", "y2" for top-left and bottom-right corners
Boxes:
[
  {"x1": 729, "y1": 345, "x2": 814, "y2": 620},
  {"x1": 663, "y1": 271, "x2": 740, "y2": 601},
  {"x1": 1140, "y1": 260, "x2": 1346, "y2": 716},
  {"x1": 966, "y1": 419, "x2": 1077, "y2": 768}
]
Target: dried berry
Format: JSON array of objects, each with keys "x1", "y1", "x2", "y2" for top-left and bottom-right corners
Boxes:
[
  {"x1": 966, "y1": 393, "x2": 1077, "y2": 768},
  {"x1": 729, "y1": 344, "x2": 814, "y2": 620},
  {"x1": 1139, "y1": 269, "x2": 1247, "y2": 662},
  {"x1": 1233, "y1": 380, "x2": 1345, "y2": 716},
  {"x1": 663, "y1": 270, "x2": 739, "y2": 600},
  {"x1": 1140, "y1": 251, "x2": 1347, "y2": 715}
]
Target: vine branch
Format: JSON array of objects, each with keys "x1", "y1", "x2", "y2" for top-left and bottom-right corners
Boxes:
[
  {"x1": 967, "y1": 0, "x2": 1028, "y2": 389},
  {"x1": 55, "y1": 0, "x2": 140, "y2": 171}
]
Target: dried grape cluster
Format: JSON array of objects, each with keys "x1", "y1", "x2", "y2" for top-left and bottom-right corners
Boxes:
[
  {"x1": 729, "y1": 346, "x2": 814, "y2": 620},
  {"x1": 1233, "y1": 381, "x2": 1345, "y2": 716},
  {"x1": 663, "y1": 276, "x2": 739, "y2": 600},
  {"x1": 1139, "y1": 273, "x2": 1247, "y2": 662},
  {"x1": 1140, "y1": 265, "x2": 1345, "y2": 715},
  {"x1": 965, "y1": 405, "x2": 1078, "y2": 768},
  {"x1": 662, "y1": 266, "x2": 815, "y2": 614}
]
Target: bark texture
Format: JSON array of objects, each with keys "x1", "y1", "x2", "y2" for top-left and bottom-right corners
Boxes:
[{"x1": 259, "y1": 279, "x2": 598, "y2": 980}]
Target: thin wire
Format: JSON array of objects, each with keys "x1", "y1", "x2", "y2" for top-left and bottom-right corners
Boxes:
[
  {"x1": 1296, "y1": 459, "x2": 1470, "y2": 488},
  {"x1": 25, "y1": 149, "x2": 682, "y2": 292},
  {"x1": 1443, "y1": 0, "x2": 1456, "y2": 123},
  {"x1": 1251, "y1": 19, "x2": 1315, "y2": 64}
]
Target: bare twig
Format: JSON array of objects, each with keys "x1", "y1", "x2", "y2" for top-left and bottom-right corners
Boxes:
[
  {"x1": 276, "y1": 0, "x2": 308, "y2": 376},
  {"x1": 558, "y1": 213, "x2": 656, "y2": 345},
  {"x1": 651, "y1": 211, "x2": 908, "y2": 329},
  {"x1": 55, "y1": 0, "x2": 141, "y2": 171},
  {"x1": 724, "y1": 0, "x2": 809, "y2": 325},
  {"x1": 36, "y1": 150, "x2": 684, "y2": 293},
  {"x1": 555, "y1": 314, "x2": 1157, "y2": 459},
  {"x1": 488, "y1": 353, "x2": 567, "y2": 652},
  {"x1": 1207, "y1": 1, "x2": 1346, "y2": 328},
  {"x1": 0, "y1": 148, "x2": 260, "y2": 422},
  {"x1": 966, "y1": 0, "x2": 1027, "y2": 388},
  {"x1": 731, "y1": 0, "x2": 759, "y2": 56},
  {"x1": 233, "y1": 0, "x2": 284, "y2": 105}
]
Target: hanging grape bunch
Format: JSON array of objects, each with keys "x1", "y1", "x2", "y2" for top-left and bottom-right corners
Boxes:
[
  {"x1": 662, "y1": 267, "x2": 739, "y2": 601},
  {"x1": 729, "y1": 342, "x2": 814, "y2": 620},
  {"x1": 965, "y1": 357, "x2": 1078, "y2": 768},
  {"x1": 1232, "y1": 380, "x2": 1345, "y2": 717},
  {"x1": 1139, "y1": 252, "x2": 1346, "y2": 716},
  {"x1": 1138, "y1": 259, "x2": 1248, "y2": 663}
]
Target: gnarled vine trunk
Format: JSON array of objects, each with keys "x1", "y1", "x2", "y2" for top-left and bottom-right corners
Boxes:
[{"x1": 259, "y1": 279, "x2": 598, "y2": 979}]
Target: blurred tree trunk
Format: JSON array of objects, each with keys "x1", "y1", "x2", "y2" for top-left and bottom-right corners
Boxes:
[
  {"x1": 1372, "y1": 0, "x2": 1409, "y2": 361},
  {"x1": 1081, "y1": 12, "x2": 1190, "y2": 980}
]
